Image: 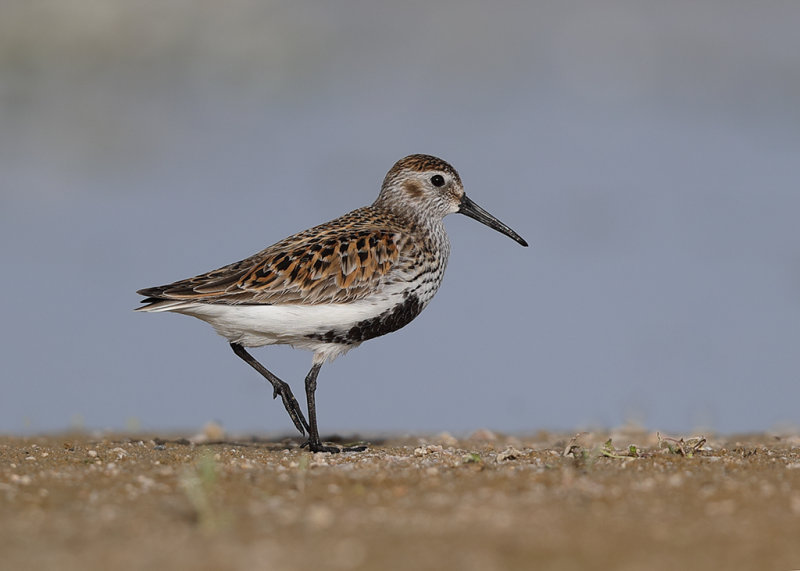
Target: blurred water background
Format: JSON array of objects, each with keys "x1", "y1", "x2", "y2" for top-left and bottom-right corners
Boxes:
[{"x1": 2, "y1": 1, "x2": 799, "y2": 435}]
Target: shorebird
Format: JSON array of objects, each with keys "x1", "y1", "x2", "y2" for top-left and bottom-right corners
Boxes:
[{"x1": 136, "y1": 154, "x2": 527, "y2": 452}]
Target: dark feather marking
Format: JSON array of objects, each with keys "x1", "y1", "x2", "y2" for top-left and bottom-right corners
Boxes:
[{"x1": 307, "y1": 294, "x2": 422, "y2": 345}]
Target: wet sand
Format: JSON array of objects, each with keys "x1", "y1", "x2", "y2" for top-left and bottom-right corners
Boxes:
[{"x1": 2, "y1": 429, "x2": 799, "y2": 571}]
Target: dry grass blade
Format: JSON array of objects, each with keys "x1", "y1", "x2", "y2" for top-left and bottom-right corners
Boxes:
[{"x1": 657, "y1": 432, "x2": 707, "y2": 457}]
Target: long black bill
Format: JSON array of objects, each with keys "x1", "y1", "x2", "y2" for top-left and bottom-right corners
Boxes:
[{"x1": 458, "y1": 194, "x2": 528, "y2": 247}]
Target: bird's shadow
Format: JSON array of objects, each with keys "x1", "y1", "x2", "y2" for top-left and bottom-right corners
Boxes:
[{"x1": 142, "y1": 434, "x2": 383, "y2": 451}]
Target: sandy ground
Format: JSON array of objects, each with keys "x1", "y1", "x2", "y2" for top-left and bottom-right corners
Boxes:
[{"x1": 2, "y1": 428, "x2": 799, "y2": 571}]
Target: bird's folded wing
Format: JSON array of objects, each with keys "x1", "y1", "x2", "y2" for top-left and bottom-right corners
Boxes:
[{"x1": 137, "y1": 209, "x2": 416, "y2": 306}]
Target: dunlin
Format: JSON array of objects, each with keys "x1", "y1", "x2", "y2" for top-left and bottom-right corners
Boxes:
[{"x1": 137, "y1": 154, "x2": 527, "y2": 452}]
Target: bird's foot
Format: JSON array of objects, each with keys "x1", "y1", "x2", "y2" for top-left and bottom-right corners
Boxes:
[{"x1": 301, "y1": 439, "x2": 368, "y2": 454}]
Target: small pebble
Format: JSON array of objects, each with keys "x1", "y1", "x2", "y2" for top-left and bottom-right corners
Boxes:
[
  {"x1": 469, "y1": 428, "x2": 497, "y2": 442},
  {"x1": 496, "y1": 447, "x2": 522, "y2": 462},
  {"x1": 110, "y1": 447, "x2": 128, "y2": 459},
  {"x1": 435, "y1": 432, "x2": 459, "y2": 447},
  {"x1": 414, "y1": 444, "x2": 443, "y2": 457}
]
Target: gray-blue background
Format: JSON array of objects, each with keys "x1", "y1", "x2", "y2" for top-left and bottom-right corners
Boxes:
[{"x1": 2, "y1": 2, "x2": 798, "y2": 435}]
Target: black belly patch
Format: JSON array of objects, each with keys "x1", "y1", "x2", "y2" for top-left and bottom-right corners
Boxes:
[{"x1": 309, "y1": 294, "x2": 423, "y2": 345}]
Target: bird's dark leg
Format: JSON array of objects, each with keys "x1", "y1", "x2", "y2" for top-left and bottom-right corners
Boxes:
[
  {"x1": 229, "y1": 343, "x2": 310, "y2": 436},
  {"x1": 302, "y1": 363, "x2": 335, "y2": 453},
  {"x1": 303, "y1": 362, "x2": 367, "y2": 453}
]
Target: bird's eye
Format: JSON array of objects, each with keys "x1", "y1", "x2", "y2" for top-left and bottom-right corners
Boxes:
[{"x1": 430, "y1": 174, "x2": 445, "y2": 187}]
